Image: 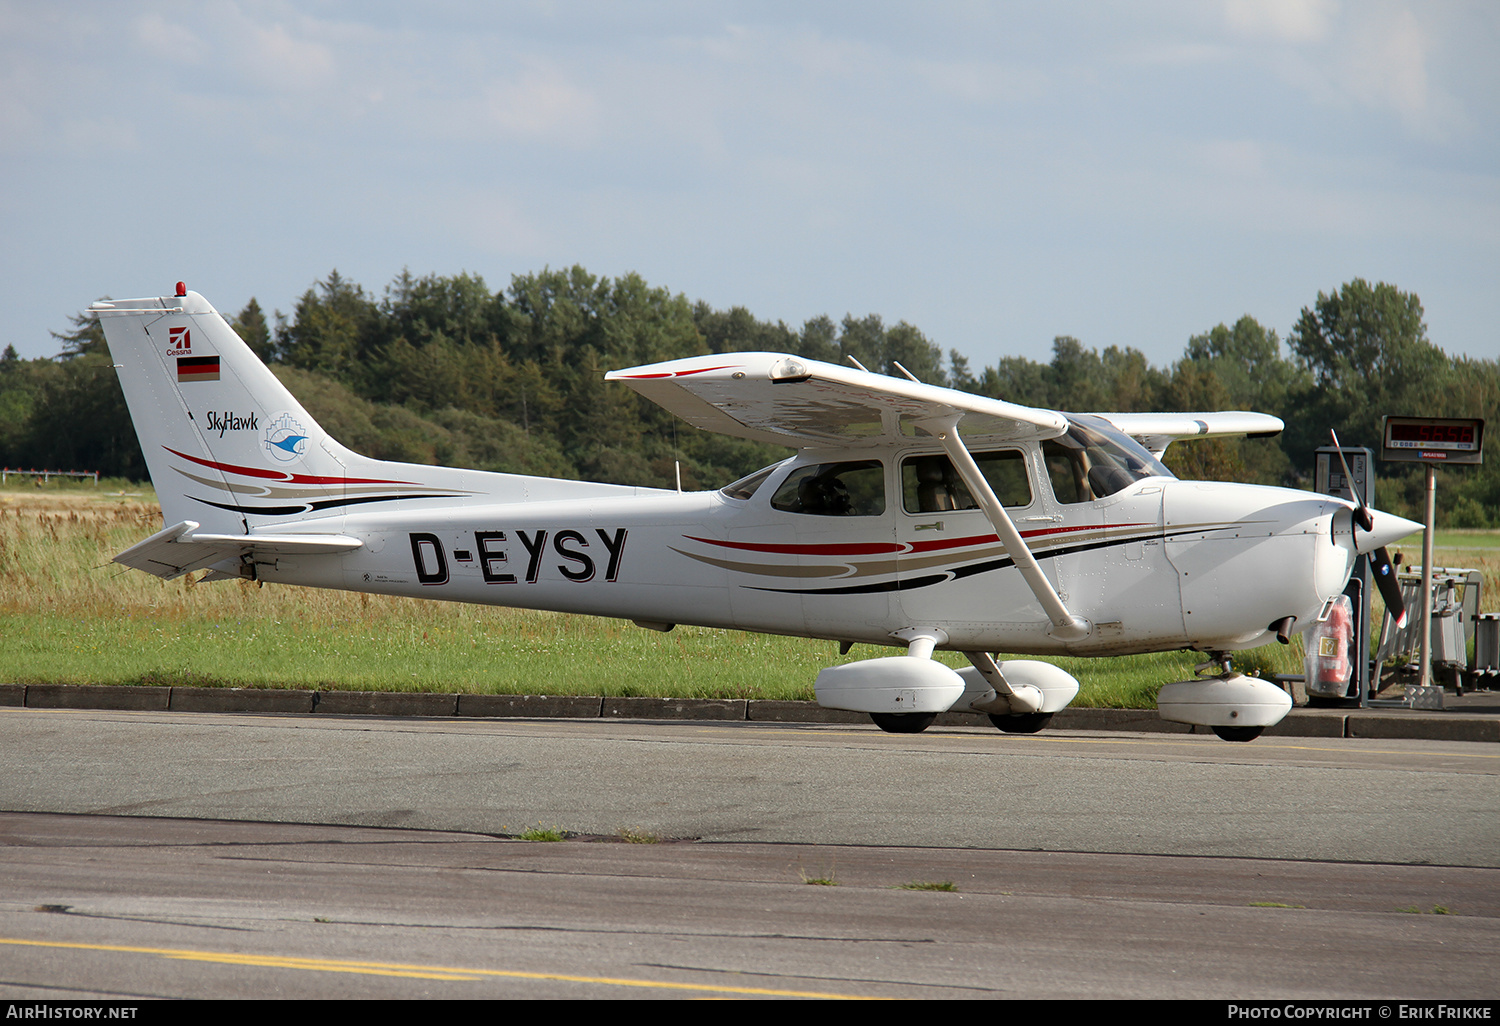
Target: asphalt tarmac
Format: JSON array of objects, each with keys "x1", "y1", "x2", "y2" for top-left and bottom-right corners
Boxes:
[{"x1": 1, "y1": 707, "x2": 1497, "y2": 1000}]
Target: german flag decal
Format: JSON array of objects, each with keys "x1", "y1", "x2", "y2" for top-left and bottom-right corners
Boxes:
[{"x1": 177, "y1": 356, "x2": 220, "y2": 383}]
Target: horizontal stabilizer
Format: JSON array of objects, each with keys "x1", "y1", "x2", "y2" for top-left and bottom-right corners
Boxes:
[{"x1": 113, "y1": 520, "x2": 363, "y2": 580}]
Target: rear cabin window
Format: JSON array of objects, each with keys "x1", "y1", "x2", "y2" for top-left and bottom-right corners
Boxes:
[
  {"x1": 901, "y1": 451, "x2": 1031, "y2": 513},
  {"x1": 770, "y1": 461, "x2": 886, "y2": 517}
]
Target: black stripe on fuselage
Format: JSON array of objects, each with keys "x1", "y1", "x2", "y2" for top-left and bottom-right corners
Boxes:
[
  {"x1": 189, "y1": 493, "x2": 466, "y2": 516},
  {"x1": 744, "y1": 525, "x2": 1215, "y2": 595}
]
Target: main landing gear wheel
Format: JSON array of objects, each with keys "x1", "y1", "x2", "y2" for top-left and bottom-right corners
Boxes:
[
  {"x1": 987, "y1": 712, "x2": 1054, "y2": 734},
  {"x1": 869, "y1": 712, "x2": 938, "y2": 734},
  {"x1": 1212, "y1": 725, "x2": 1264, "y2": 742}
]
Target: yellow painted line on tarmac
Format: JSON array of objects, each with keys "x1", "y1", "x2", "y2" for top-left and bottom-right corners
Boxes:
[
  {"x1": 733, "y1": 724, "x2": 1500, "y2": 762},
  {"x1": 0, "y1": 937, "x2": 879, "y2": 998},
  {"x1": 984, "y1": 733, "x2": 1500, "y2": 760}
]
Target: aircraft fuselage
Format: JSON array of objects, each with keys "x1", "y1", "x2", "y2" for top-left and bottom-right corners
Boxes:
[{"x1": 256, "y1": 444, "x2": 1355, "y2": 657}]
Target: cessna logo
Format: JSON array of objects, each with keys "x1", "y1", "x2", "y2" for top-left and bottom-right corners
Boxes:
[
  {"x1": 167, "y1": 326, "x2": 191, "y2": 355},
  {"x1": 205, "y1": 410, "x2": 259, "y2": 437}
]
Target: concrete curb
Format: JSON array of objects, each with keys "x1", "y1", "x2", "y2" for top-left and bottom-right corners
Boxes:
[
  {"x1": 24, "y1": 684, "x2": 172, "y2": 711},
  {"x1": 457, "y1": 694, "x2": 603, "y2": 718},
  {"x1": 2, "y1": 684, "x2": 1496, "y2": 742},
  {"x1": 170, "y1": 687, "x2": 316, "y2": 714}
]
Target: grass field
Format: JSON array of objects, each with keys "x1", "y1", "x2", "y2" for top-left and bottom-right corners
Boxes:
[{"x1": 3, "y1": 478, "x2": 1495, "y2": 708}]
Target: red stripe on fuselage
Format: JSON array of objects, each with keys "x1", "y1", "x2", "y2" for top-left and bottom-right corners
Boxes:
[
  {"x1": 682, "y1": 536, "x2": 904, "y2": 556},
  {"x1": 904, "y1": 522, "x2": 1158, "y2": 552},
  {"x1": 163, "y1": 447, "x2": 418, "y2": 486}
]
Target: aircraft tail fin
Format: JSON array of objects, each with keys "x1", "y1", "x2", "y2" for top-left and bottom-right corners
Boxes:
[{"x1": 93, "y1": 285, "x2": 648, "y2": 537}]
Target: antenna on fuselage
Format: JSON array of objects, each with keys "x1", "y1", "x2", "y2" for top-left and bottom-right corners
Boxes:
[{"x1": 845, "y1": 355, "x2": 870, "y2": 373}]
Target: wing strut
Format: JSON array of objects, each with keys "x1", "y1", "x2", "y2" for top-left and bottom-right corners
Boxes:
[{"x1": 923, "y1": 416, "x2": 1091, "y2": 642}]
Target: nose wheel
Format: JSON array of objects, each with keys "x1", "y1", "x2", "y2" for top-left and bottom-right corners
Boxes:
[
  {"x1": 987, "y1": 712, "x2": 1054, "y2": 734},
  {"x1": 1212, "y1": 725, "x2": 1264, "y2": 742}
]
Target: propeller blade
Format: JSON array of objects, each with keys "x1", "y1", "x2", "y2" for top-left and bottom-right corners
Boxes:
[
  {"x1": 1329, "y1": 430, "x2": 1375, "y2": 532},
  {"x1": 1371, "y1": 546, "x2": 1406, "y2": 629}
]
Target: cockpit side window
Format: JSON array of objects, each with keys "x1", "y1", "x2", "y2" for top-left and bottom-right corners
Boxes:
[
  {"x1": 770, "y1": 460, "x2": 885, "y2": 516},
  {"x1": 1044, "y1": 416, "x2": 1173, "y2": 503},
  {"x1": 901, "y1": 450, "x2": 1030, "y2": 513}
]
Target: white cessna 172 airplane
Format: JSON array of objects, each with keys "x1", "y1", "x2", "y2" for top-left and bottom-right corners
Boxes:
[{"x1": 95, "y1": 285, "x2": 1418, "y2": 741}]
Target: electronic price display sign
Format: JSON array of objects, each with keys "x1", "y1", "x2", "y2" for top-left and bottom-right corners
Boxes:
[{"x1": 1381, "y1": 416, "x2": 1485, "y2": 465}]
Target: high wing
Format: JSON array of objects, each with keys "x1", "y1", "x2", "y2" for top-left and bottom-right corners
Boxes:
[
  {"x1": 1086, "y1": 411, "x2": 1284, "y2": 458},
  {"x1": 606, "y1": 352, "x2": 1067, "y2": 449}
]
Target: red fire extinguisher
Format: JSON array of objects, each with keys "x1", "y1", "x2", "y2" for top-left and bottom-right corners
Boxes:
[{"x1": 1304, "y1": 594, "x2": 1353, "y2": 697}]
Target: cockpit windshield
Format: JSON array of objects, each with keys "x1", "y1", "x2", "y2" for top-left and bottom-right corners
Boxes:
[
  {"x1": 1043, "y1": 416, "x2": 1174, "y2": 503},
  {"x1": 720, "y1": 463, "x2": 782, "y2": 500}
]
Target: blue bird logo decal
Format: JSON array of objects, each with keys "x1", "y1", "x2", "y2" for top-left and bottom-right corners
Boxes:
[{"x1": 263, "y1": 413, "x2": 310, "y2": 463}]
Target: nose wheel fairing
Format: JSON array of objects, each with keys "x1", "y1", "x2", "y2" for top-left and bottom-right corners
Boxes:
[{"x1": 1157, "y1": 673, "x2": 1293, "y2": 732}]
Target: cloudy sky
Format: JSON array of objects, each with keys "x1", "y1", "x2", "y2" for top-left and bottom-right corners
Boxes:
[{"x1": 2, "y1": 1, "x2": 1495, "y2": 375}]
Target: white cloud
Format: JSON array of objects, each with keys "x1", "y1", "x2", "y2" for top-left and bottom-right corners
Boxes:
[
  {"x1": 1340, "y1": 6, "x2": 1435, "y2": 128},
  {"x1": 1224, "y1": 0, "x2": 1338, "y2": 44},
  {"x1": 482, "y1": 63, "x2": 600, "y2": 145},
  {"x1": 239, "y1": 19, "x2": 336, "y2": 91},
  {"x1": 1189, "y1": 138, "x2": 1269, "y2": 180},
  {"x1": 58, "y1": 118, "x2": 141, "y2": 156},
  {"x1": 427, "y1": 188, "x2": 547, "y2": 255},
  {"x1": 910, "y1": 59, "x2": 1050, "y2": 105},
  {"x1": 133, "y1": 11, "x2": 206, "y2": 64},
  {"x1": 1221, "y1": 1, "x2": 1465, "y2": 139}
]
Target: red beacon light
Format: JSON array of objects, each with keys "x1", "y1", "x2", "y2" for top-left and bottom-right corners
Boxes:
[{"x1": 175, "y1": 281, "x2": 186, "y2": 297}]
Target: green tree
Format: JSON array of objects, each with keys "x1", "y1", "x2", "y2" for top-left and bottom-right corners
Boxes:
[
  {"x1": 19, "y1": 347, "x2": 143, "y2": 478},
  {"x1": 1169, "y1": 316, "x2": 1302, "y2": 485},
  {"x1": 837, "y1": 314, "x2": 887, "y2": 374},
  {"x1": 882, "y1": 321, "x2": 946, "y2": 385},
  {"x1": 274, "y1": 270, "x2": 381, "y2": 380},
  {"x1": 51, "y1": 310, "x2": 106, "y2": 360},
  {"x1": 230, "y1": 298, "x2": 272, "y2": 360},
  {"x1": 797, "y1": 315, "x2": 840, "y2": 364},
  {"x1": 947, "y1": 350, "x2": 977, "y2": 393},
  {"x1": 1286, "y1": 280, "x2": 1448, "y2": 461},
  {"x1": 694, "y1": 303, "x2": 798, "y2": 355},
  {"x1": 1097, "y1": 345, "x2": 1163, "y2": 412},
  {"x1": 1045, "y1": 336, "x2": 1109, "y2": 411},
  {"x1": 382, "y1": 269, "x2": 500, "y2": 349},
  {"x1": 1184, "y1": 316, "x2": 1304, "y2": 412},
  {"x1": 977, "y1": 355, "x2": 1050, "y2": 407}
]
